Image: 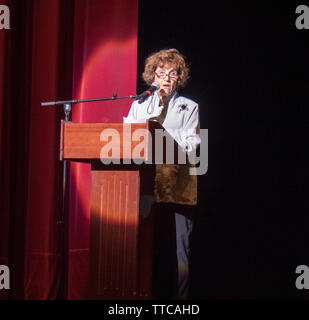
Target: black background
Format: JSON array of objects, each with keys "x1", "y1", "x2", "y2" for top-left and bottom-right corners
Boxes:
[{"x1": 137, "y1": 1, "x2": 309, "y2": 299}]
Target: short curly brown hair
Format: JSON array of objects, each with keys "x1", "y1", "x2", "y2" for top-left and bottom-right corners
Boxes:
[{"x1": 142, "y1": 48, "x2": 190, "y2": 88}]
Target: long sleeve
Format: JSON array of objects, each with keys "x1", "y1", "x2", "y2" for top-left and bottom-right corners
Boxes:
[
  {"x1": 154, "y1": 98, "x2": 200, "y2": 206},
  {"x1": 166, "y1": 104, "x2": 200, "y2": 153}
]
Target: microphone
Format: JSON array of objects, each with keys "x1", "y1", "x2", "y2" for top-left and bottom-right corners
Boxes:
[{"x1": 137, "y1": 82, "x2": 160, "y2": 103}]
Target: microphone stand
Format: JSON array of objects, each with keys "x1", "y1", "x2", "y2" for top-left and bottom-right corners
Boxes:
[
  {"x1": 41, "y1": 93, "x2": 137, "y2": 299},
  {"x1": 42, "y1": 92, "x2": 137, "y2": 106}
]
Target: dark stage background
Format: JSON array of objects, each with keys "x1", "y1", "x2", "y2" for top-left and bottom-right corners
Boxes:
[
  {"x1": 137, "y1": 2, "x2": 308, "y2": 299},
  {"x1": 0, "y1": 0, "x2": 308, "y2": 299}
]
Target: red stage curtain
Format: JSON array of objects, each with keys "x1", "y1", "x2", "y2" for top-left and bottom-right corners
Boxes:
[
  {"x1": 23, "y1": 0, "x2": 75, "y2": 300},
  {"x1": 68, "y1": 0, "x2": 138, "y2": 299},
  {"x1": 0, "y1": 0, "x2": 137, "y2": 300}
]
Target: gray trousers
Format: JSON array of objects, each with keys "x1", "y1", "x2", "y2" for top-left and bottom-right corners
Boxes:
[
  {"x1": 152, "y1": 203, "x2": 195, "y2": 300},
  {"x1": 175, "y1": 212, "x2": 194, "y2": 299}
]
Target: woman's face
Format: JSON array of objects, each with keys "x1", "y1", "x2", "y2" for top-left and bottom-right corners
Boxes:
[{"x1": 154, "y1": 63, "x2": 179, "y2": 99}]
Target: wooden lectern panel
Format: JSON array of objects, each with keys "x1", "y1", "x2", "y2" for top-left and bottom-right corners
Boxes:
[
  {"x1": 89, "y1": 170, "x2": 140, "y2": 299},
  {"x1": 60, "y1": 121, "x2": 174, "y2": 299},
  {"x1": 61, "y1": 122, "x2": 150, "y2": 160}
]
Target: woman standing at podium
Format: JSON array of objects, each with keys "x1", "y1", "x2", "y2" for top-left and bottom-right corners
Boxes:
[{"x1": 124, "y1": 48, "x2": 200, "y2": 300}]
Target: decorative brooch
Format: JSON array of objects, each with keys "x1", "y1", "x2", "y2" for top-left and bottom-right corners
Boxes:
[{"x1": 178, "y1": 104, "x2": 188, "y2": 112}]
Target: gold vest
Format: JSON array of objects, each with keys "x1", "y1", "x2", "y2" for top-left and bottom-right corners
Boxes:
[{"x1": 153, "y1": 106, "x2": 199, "y2": 206}]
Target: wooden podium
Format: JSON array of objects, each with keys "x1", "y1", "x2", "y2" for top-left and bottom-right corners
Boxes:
[{"x1": 60, "y1": 120, "x2": 182, "y2": 300}]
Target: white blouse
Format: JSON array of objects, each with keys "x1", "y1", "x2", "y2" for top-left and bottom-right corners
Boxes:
[{"x1": 123, "y1": 91, "x2": 200, "y2": 152}]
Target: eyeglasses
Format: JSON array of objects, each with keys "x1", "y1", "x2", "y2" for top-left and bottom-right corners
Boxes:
[{"x1": 155, "y1": 70, "x2": 179, "y2": 80}]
